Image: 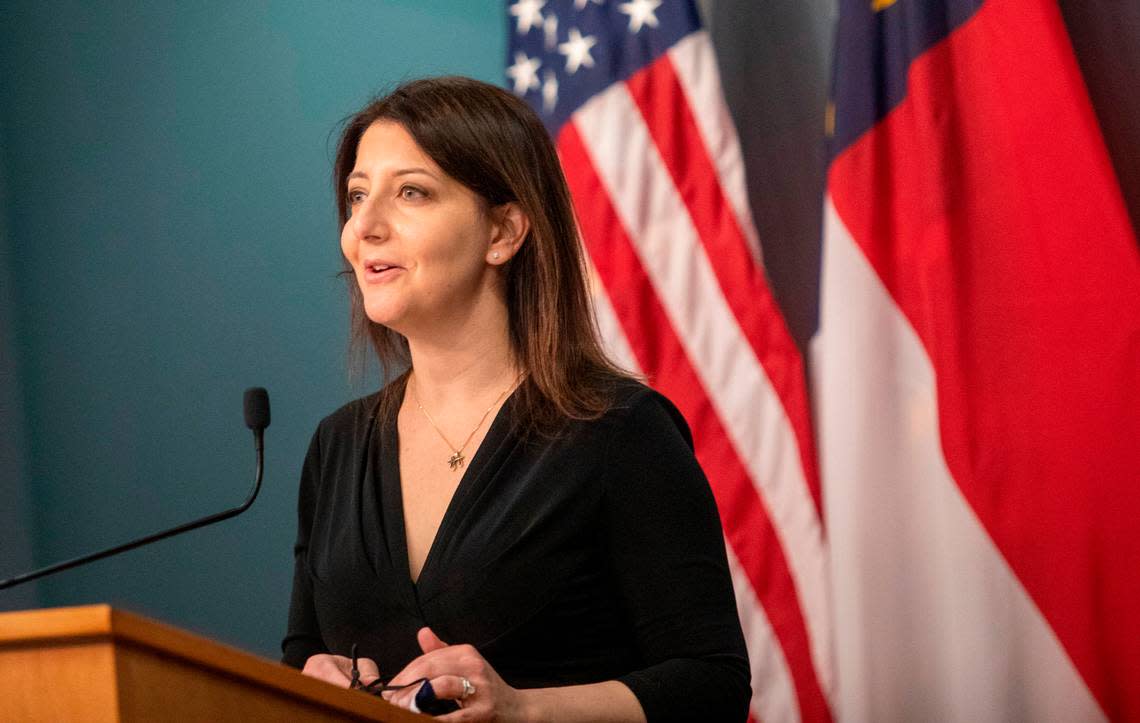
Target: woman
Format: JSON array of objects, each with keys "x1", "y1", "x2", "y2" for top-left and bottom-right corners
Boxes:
[{"x1": 282, "y1": 76, "x2": 750, "y2": 722}]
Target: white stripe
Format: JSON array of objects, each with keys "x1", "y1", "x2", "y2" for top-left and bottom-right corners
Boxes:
[
  {"x1": 667, "y1": 31, "x2": 763, "y2": 264},
  {"x1": 572, "y1": 84, "x2": 834, "y2": 702},
  {"x1": 727, "y1": 544, "x2": 802, "y2": 723},
  {"x1": 583, "y1": 252, "x2": 640, "y2": 376},
  {"x1": 814, "y1": 195, "x2": 1105, "y2": 723}
]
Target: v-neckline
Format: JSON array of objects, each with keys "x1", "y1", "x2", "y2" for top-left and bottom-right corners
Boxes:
[{"x1": 379, "y1": 388, "x2": 518, "y2": 602}]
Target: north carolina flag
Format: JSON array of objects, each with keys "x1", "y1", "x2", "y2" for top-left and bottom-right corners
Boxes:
[{"x1": 816, "y1": 0, "x2": 1140, "y2": 720}]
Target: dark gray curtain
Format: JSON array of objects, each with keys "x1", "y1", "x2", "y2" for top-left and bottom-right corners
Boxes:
[
  {"x1": 700, "y1": 0, "x2": 836, "y2": 353},
  {"x1": 1059, "y1": 0, "x2": 1140, "y2": 239}
]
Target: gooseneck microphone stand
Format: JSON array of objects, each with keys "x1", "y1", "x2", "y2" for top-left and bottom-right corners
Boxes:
[{"x1": 0, "y1": 387, "x2": 270, "y2": 591}]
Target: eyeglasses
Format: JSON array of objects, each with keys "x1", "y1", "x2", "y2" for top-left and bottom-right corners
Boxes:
[
  {"x1": 348, "y1": 643, "x2": 426, "y2": 695},
  {"x1": 347, "y1": 643, "x2": 460, "y2": 715}
]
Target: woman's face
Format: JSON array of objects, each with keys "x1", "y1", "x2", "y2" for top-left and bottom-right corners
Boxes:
[{"x1": 341, "y1": 120, "x2": 502, "y2": 335}]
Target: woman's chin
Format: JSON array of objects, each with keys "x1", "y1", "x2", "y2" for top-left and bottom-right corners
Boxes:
[{"x1": 363, "y1": 303, "x2": 408, "y2": 331}]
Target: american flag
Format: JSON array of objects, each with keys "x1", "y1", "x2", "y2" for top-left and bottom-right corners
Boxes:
[
  {"x1": 507, "y1": 2, "x2": 833, "y2": 721},
  {"x1": 817, "y1": 0, "x2": 1140, "y2": 720}
]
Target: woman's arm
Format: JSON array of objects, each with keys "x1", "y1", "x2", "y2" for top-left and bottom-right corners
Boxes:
[
  {"x1": 281, "y1": 430, "x2": 331, "y2": 668},
  {"x1": 518, "y1": 682, "x2": 645, "y2": 723},
  {"x1": 600, "y1": 390, "x2": 751, "y2": 721}
]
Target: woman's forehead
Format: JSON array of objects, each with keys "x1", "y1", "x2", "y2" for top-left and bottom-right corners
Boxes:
[{"x1": 353, "y1": 120, "x2": 439, "y2": 175}]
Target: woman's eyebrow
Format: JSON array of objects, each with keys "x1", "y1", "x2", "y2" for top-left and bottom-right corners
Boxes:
[
  {"x1": 393, "y1": 167, "x2": 437, "y2": 179},
  {"x1": 347, "y1": 167, "x2": 436, "y2": 181}
]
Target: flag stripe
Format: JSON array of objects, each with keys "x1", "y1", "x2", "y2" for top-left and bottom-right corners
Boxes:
[
  {"x1": 625, "y1": 44, "x2": 824, "y2": 523},
  {"x1": 559, "y1": 121, "x2": 832, "y2": 723}
]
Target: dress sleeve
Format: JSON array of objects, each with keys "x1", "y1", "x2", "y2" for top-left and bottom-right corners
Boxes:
[
  {"x1": 281, "y1": 429, "x2": 330, "y2": 668},
  {"x1": 606, "y1": 392, "x2": 751, "y2": 722}
]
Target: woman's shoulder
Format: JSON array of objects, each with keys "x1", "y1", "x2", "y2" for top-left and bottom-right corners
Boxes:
[
  {"x1": 312, "y1": 389, "x2": 384, "y2": 440},
  {"x1": 599, "y1": 379, "x2": 693, "y2": 449},
  {"x1": 606, "y1": 378, "x2": 670, "y2": 409}
]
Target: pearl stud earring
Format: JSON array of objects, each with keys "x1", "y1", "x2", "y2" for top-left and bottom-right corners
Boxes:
[{"x1": 492, "y1": 252, "x2": 501, "y2": 260}]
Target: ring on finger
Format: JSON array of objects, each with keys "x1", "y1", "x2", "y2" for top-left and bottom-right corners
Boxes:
[{"x1": 460, "y1": 676, "x2": 476, "y2": 699}]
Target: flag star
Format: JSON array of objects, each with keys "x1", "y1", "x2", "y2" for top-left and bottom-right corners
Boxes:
[
  {"x1": 543, "y1": 14, "x2": 559, "y2": 51},
  {"x1": 573, "y1": 0, "x2": 604, "y2": 9},
  {"x1": 542, "y1": 70, "x2": 559, "y2": 113},
  {"x1": 618, "y1": 0, "x2": 661, "y2": 32},
  {"x1": 509, "y1": 0, "x2": 546, "y2": 34},
  {"x1": 558, "y1": 28, "x2": 597, "y2": 74},
  {"x1": 506, "y1": 52, "x2": 542, "y2": 95}
]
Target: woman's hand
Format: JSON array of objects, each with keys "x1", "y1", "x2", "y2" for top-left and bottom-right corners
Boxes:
[
  {"x1": 383, "y1": 627, "x2": 533, "y2": 721},
  {"x1": 301, "y1": 653, "x2": 381, "y2": 689}
]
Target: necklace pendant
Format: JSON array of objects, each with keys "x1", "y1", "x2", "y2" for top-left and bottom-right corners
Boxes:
[{"x1": 447, "y1": 451, "x2": 465, "y2": 470}]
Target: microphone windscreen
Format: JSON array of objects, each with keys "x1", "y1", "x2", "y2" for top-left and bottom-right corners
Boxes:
[{"x1": 244, "y1": 387, "x2": 271, "y2": 430}]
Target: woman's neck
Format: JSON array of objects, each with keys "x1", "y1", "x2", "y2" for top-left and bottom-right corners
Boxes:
[{"x1": 403, "y1": 300, "x2": 520, "y2": 412}]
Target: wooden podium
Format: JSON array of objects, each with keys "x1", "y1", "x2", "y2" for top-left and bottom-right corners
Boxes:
[{"x1": 0, "y1": 605, "x2": 427, "y2": 722}]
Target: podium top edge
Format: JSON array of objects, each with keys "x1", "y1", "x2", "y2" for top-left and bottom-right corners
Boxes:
[
  {"x1": 0, "y1": 604, "x2": 117, "y2": 643},
  {"x1": 0, "y1": 605, "x2": 428, "y2": 722}
]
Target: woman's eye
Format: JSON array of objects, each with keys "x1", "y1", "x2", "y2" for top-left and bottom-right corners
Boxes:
[
  {"x1": 347, "y1": 189, "x2": 366, "y2": 205},
  {"x1": 400, "y1": 185, "x2": 427, "y2": 201}
]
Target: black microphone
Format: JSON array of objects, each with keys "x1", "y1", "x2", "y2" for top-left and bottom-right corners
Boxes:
[
  {"x1": 0, "y1": 387, "x2": 271, "y2": 591},
  {"x1": 245, "y1": 386, "x2": 270, "y2": 463}
]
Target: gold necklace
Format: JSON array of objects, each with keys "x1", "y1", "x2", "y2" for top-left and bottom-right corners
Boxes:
[{"x1": 411, "y1": 374, "x2": 521, "y2": 471}]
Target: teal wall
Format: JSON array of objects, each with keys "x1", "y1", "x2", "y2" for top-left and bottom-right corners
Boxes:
[
  {"x1": 0, "y1": 1, "x2": 504, "y2": 657},
  {"x1": 1, "y1": 113, "x2": 40, "y2": 613}
]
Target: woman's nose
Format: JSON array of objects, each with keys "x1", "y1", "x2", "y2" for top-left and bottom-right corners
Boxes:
[{"x1": 350, "y1": 196, "x2": 388, "y2": 243}]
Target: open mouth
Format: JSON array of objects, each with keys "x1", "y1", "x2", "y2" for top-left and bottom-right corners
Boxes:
[{"x1": 363, "y1": 262, "x2": 402, "y2": 283}]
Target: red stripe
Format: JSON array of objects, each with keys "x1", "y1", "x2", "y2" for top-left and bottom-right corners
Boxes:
[
  {"x1": 560, "y1": 122, "x2": 833, "y2": 723},
  {"x1": 625, "y1": 54, "x2": 824, "y2": 520},
  {"x1": 829, "y1": 0, "x2": 1140, "y2": 718}
]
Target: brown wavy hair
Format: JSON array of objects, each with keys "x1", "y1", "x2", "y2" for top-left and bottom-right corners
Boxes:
[{"x1": 333, "y1": 76, "x2": 634, "y2": 434}]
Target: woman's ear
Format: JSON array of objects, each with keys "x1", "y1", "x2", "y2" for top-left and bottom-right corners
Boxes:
[{"x1": 487, "y1": 202, "x2": 530, "y2": 265}]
